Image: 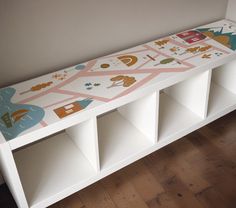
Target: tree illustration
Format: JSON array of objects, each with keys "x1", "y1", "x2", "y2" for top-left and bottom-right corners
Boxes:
[
  {"x1": 186, "y1": 47, "x2": 200, "y2": 53},
  {"x1": 155, "y1": 39, "x2": 169, "y2": 46},
  {"x1": 184, "y1": 45, "x2": 212, "y2": 55},
  {"x1": 154, "y1": 58, "x2": 176, "y2": 66},
  {"x1": 199, "y1": 45, "x2": 212, "y2": 52},
  {"x1": 107, "y1": 75, "x2": 136, "y2": 88},
  {"x1": 20, "y1": 82, "x2": 53, "y2": 95}
]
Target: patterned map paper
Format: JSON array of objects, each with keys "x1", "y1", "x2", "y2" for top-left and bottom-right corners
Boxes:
[{"x1": 0, "y1": 19, "x2": 236, "y2": 141}]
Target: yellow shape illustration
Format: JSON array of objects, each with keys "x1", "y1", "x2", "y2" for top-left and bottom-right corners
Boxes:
[{"x1": 117, "y1": 55, "x2": 138, "y2": 67}]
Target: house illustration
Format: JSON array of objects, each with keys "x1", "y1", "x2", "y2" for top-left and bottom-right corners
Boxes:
[
  {"x1": 177, "y1": 30, "x2": 207, "y2": 44},
  {"x1": 54, "y1": 98, "x2": 93, "y2": 119}
]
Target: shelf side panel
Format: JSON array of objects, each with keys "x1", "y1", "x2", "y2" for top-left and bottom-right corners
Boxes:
[
  {"x1": 117, "y1": 92, "x2": 159, "y2": 143},
  {"x1": 0, "y1": 133, "x2": 28, "y2": 208},
  {"x1": 66, "y1": 118, "x2": 100, "y2": 172},
  {"x1": 164, "y1": 70, "x2": 212, "y2": 118},
  {"x1": 212, "y1": 60, "x2": 236, "y2": 94}
]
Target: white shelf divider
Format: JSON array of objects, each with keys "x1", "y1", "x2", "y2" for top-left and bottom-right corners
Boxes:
[
  {"x1": 0, "y1": 133, "x2": 28, "y2": 208},
  {"x1": 118, "y1": 92, "x2": 159, "y2": 144},
  {"x1": 66, "y1": 117, "x2": 100, "y2": 172},
  {"x1": 164, "y1": 70, "x2": 212, "y2": 119}
]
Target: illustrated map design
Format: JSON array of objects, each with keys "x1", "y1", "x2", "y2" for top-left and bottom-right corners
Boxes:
[
  {"x1": 0, "y1": 19, "x2": 236, "y2": 142},
  {"x1": 0, "y1": 88, "x2": 45, "y2": 140}
]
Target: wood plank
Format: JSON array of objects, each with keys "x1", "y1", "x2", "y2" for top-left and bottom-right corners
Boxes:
[
  {"x1": 78, "y1": 183, "x2": 116, "y2": 208},
  {"x1": 101, "y1": 170, "x2": 149, "y2": 208},
  {"x1": 123, "y1": 160, "x2": 164, "y2": 202}
]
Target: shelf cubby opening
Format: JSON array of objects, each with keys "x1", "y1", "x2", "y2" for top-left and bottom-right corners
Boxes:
[
  {"x1": 97, "y1": 92, "x2": 158, "y2": 170},
  {"x1": 158, "y1": 70, "x2": 211, "y2": 141},
  {"x1": 208, "y1": 60, "x2": 236, "y2": 116},
  {"x1": 13, "y1": 118, "x2": 99, "y2": 208}
]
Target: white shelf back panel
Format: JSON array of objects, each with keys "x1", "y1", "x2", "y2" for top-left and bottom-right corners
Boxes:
[
  {"x1": 97, "y1": 111, "x2": 153, "y2": 170},
  {"x1": 118, "y1": 92, "x2": 159, "y2": 143},
  {"x1": 212, "y1": 60, "x2": 236, "y2": 94},
  {"x1": 208, "y1": 82, "x2": 236, "y2": 116},
  {"x1": 164, "y1": 70, "x2": 212, "y2": 118},
  {"x1": 158, "y1": 93, "x2": 203, "y2": 140}
]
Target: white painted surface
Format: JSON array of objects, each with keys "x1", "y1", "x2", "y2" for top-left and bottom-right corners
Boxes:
[{"x1": 118, "y1": 92, "x2": 159, "y2": 143}]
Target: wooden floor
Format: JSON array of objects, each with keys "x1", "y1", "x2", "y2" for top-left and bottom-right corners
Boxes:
[{"x1": 1, "y1": 110, "x2": 236, "y2": 208}]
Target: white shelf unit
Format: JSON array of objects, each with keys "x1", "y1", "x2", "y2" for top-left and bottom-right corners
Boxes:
[
  {"x1": 208, "y1": 60, "x2": 236, "y2": 116},
  {"x1": 11, "y1": 118, "x2": 100, "y2": 208},
  {"x1": 158, "y1": 70, "x2": 212, "y2": 141},
  {"x1": 1, "y1": 65, "x2": 236, "y2": 208},
  {"x1": 97, "y1": 92, "x2": 158, "y2": 171},
  {"x1": 1, "y1": 23, "x2": 236, "y2": 208}
]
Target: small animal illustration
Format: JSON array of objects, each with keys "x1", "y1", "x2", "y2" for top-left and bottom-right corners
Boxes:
[
  {"x1": 84, "y1": 82, "x2": 101, "y2": 90},
  {"x1": 170, "y1": 46, "x2": 181, "y2": 55},
  {"x1": 202, "y1": 54, "x2": 212, "y2": 59},
  {"x1": 52, "y1": 71, "x2": 67, "y2": 81}
]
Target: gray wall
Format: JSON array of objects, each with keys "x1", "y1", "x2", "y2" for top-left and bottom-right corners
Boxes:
[{"x1": 0, "y1": 0, "x2": 228, "y2": 88}]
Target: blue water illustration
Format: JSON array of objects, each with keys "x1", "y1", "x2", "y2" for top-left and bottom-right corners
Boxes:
[{"x1": 0, "y1": 87, "x2": 45, "y2": 141}]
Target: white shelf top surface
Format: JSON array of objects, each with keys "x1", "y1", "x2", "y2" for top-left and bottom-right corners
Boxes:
[{"x1": 1, "y1": 19, "x2": 236, "y2": 147}]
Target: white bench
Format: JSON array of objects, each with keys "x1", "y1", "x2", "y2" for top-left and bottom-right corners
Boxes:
[{"x1": 1, "y1": 19, "x2": 236, "y2": 208}]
